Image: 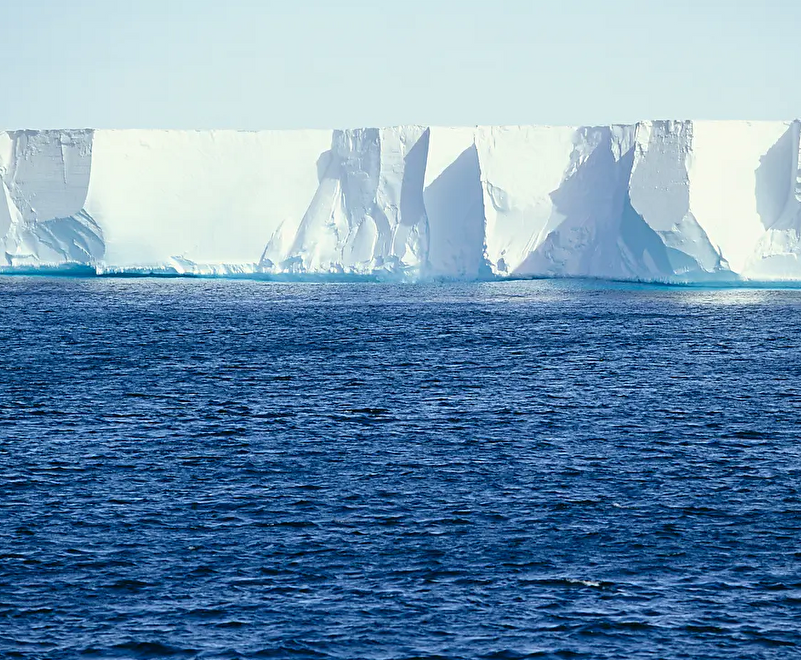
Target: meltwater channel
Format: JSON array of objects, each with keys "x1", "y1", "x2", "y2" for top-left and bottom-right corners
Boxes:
[{"x1": 1, "y1": 278, "x2": 800, "y2": 659}]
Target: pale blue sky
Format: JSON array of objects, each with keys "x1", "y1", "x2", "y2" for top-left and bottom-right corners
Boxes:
[{"x1": 2, "y1": 0, "x2": 798, "y2": 129}]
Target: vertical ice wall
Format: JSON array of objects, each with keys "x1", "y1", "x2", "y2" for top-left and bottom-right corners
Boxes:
[
  {"x1": 745, "y1": 120, "x2": 801, "y2": 278},
  {"x1": 423, "y1": 127, "x2": 489, "y2": 278},
  {"x1": 474, "y1": 124, "x2": 686, "y2": 280},
  {"x1": 507, "y1": 125, "x2": 676, "y2": 280},
  {"x1": 0, "y1": 130, "x2": 101, "y2": 266},
  {"x1": 86, "y1": 130, "x2": 330, "y2": 272},
  {"x1": 687, "y1": 121, "x2": 792, "y2": 276},
  {"x1": 475, "y1": 125, "x2": 576, "y2": 275},
  {"x1": 2, "y1": 121, "x2": 801, "y2": 281},
  {"x1": 263, "y1": 126, "x2": 430, "y2": 273},
  {"x1": 628, "y1": 121, "x2": 728, "y2": 278}
]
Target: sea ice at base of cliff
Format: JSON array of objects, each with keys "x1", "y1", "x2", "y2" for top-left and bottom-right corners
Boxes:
[{"x1": 1, "y1": 121, "x2": 800, "y2": 283}]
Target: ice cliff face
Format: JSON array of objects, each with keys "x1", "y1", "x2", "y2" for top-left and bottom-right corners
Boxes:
[
  {"x1": 2, "y1": 121, "x2": 801, "y2": 282},
  {"x1": 261, "y1": 126, "x2": 430, "y2": 274},
  {"x1": 0, "y1": 130, "x2": 102, "y2": 265}
]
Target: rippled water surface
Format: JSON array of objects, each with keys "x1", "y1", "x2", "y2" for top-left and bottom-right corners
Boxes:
[{"x1": 1, "y1": 278, "x2": 800, "y2": 659}]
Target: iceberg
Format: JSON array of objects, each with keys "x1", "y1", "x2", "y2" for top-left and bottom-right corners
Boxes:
[{"x1": 1, "y1": 121, "x2": 800, "y2": 282}]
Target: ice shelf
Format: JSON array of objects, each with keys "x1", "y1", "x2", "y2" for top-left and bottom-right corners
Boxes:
[{"x1": 2, "y1": 121, "x2": 801, "y2": 282}]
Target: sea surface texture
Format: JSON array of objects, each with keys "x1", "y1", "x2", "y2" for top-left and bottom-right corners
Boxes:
[{"x1": 1, "y1": 278, "x2": 800, "y2": 660}]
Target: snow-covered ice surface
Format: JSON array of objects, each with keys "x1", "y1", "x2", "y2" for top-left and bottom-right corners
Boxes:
[{"x1": 2, "y1": 121, "x2": 801, "y2": 282}]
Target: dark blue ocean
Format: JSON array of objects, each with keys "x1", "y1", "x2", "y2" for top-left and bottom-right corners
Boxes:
[{"x1": 1, "y1": 278, "x2": 800, "y2": 660}]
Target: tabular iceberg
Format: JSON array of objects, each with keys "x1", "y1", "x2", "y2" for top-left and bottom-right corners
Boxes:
[{"x1": 1, "y1": 121, "x2": 800, "y2": 282}]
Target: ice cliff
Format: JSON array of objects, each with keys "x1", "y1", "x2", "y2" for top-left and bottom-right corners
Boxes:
[{"x1": 2, "y1": 121, "x2": 801, "y2": 282}]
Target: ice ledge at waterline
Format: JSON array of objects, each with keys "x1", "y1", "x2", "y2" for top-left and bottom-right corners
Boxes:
[{"x1": 1, "y1": 121, "x2": 800, "y2": 282}]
